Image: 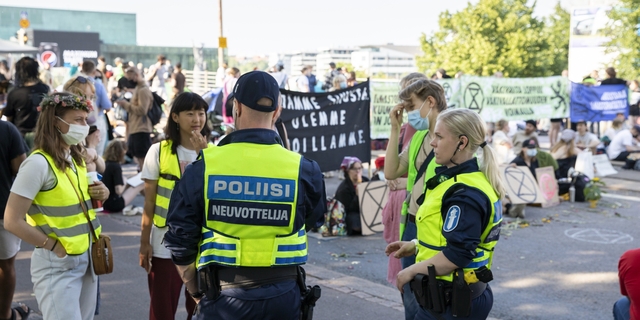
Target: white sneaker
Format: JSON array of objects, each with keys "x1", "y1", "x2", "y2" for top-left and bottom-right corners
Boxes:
[
  {"x1": 134, "y1": 207, "x2": 144, "y2": 215},
  {"x1": 123, "y1": 206, "x2": 136, "y2": 216}
]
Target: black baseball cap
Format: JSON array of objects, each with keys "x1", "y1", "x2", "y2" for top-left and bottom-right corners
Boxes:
[
  {"x1": 232, "y1": 71, "x2": 279, "y2": 112},
  {"x1": 525, "y1": 120, "x2": 537, "y2": 128},
  {"x1": 522, "y1": 139, "x2": 538, "y2": 149}
]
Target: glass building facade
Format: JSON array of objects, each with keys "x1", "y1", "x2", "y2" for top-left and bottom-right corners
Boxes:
[{"x1": 0, "y1": 6, "x2": 136, "y2": 45}]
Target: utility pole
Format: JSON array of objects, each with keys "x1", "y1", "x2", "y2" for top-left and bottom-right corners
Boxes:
[{"x1": 218, "y1": 0, "x2": 225, "y2": 69}]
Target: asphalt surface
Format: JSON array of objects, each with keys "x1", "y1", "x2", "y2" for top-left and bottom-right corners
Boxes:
[{"x1": 11, "y1": 144, "x2": 640, "y2": 320}]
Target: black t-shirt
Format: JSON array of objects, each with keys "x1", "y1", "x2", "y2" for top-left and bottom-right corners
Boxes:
[
  {"x1": 511, "y1": 156, "x2": 539, "y2": 178},
  {"x1": 117, "y1": 77, "x2": 136, "y2": 90},
  {"x1": 102, "y1": 161, "x2": 124, "y2": 203},
  {"x1": 4, "y1": 82, "x2": 49, "y2": 134},
  {"x1": 0, "y1": 121, "x2": 27, "y2": 219}
]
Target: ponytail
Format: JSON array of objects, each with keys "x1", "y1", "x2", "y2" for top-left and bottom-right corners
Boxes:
[{"x1": 479, "y1": 143, "x2": 506, "y2": 199}]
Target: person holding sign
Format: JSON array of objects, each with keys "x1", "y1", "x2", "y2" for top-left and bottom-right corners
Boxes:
[
  {"x1": 509, "y1": 139, "x2": 557, "y2": 218},
  {"x1": 386, "y1": 108, "x2": 505, "y2": 320},
  {"x1": 384, "y1": 75, "x2": 447, "y2": 320}
]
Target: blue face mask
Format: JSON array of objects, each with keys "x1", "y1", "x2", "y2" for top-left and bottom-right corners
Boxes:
[
  {"x1": 407, "y1": 99, "x2": 432, "y2": 131},
  {"x1": 340, "y1": 82, "x2": 347, "y2": 89}
]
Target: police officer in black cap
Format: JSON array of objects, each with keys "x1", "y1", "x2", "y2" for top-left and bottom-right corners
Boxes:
[{"x1": 164, "y1": 71, "x2": 326, "y2": 320}]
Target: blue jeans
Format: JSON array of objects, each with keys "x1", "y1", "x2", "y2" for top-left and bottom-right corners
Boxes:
[
  {"x1": 401, "y1": 220, "x2": 419, "y2": 320},
  {"x1": 415, "y1": 285, "x2": 493, "y2": 320},
  {"x1": 613, "y1": 296, "x2": 630, "y2": 320}
]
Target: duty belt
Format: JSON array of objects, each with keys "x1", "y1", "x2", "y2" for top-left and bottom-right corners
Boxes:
[
  {"x1": 408, "y1": 214, "x2": 416, "y2": 223},
  {"x1": 217, "y1": 265, "x2": 299, "y2": 290}
]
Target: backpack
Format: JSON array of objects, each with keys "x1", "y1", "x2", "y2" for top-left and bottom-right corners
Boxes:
[
  {"x1": 147, "y1": 91, "x2": 164, "y2": 126},
  {"x1": 320, "y1": 198, "x2": 347, "y2": 237}
]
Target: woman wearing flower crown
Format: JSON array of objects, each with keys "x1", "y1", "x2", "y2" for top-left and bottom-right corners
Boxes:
[{"x1": 4, "y1": 92, "x2": 110, "y2": 320}]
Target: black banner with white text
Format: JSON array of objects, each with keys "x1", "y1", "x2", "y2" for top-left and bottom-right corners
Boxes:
[{"x1": 280, "y1": 82, "x2": 371, "y2": 172}]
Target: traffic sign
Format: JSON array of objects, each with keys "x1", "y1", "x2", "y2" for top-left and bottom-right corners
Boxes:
[
  {"x1": 218, "y1": 37, "x2": 227, "y2": 49},
  {"x1": 19, "y1": 19, "x2": 30, "y2": 28}
]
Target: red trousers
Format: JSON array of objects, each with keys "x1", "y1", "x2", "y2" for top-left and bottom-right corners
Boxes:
[{"x1": 148, "y1": 257, "x2": 197, "y2": 320}]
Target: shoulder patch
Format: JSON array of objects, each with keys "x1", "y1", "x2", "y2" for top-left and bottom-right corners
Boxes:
[{"x1": 443, "y1": 205, "x2": 461, "y2": 232}]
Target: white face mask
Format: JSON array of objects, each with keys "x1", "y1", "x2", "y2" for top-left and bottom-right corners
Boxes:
[
  {"x1": 57, "y1": 117, "x2": 89, "y2": 146},
  {"x1": 526, "y1": 149, "x2": 538, "y2": 157}
]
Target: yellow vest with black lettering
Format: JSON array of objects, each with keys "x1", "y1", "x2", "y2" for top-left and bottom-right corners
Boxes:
[
  {"x1": 26, "y1": 151, "x2": 101, "y2": 255},
  {"x1": 400, "y1": 130, "x2": 437, "y2": 237},
  {"x1": 154, "y1": 140, "x2": 181, "y2": 228},
  {"x1": 196, "y1": 143, "x2": 307, "y2": 269},
  {"x1": 415, "y1": 171, "x2": 502, "y2": 282}
]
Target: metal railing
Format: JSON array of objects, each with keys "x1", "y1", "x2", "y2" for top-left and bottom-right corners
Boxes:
[{"x1": 182, "y1": 70, "x2": 218, "y2": 94}]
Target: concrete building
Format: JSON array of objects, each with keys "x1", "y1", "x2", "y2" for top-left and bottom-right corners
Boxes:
[
  {"x1": 0, "y1": 5, "x2": 217, "y2": 70},
  {"x1": 290, "y1": 51, "x2": 317, "y2": 75},
  {"x1": 351, "y1": 45, "x2": 420, "y2": 79},
  {"x1": 315, "y1": 47, "x2": 357, "y2": 78},
  {"x1": 0, "y1": 6, "x2": 136, "y2": 45}
]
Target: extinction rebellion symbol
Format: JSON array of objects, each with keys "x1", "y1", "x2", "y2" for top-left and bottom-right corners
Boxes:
[
  {"x1": 463, "y1": 82, "x2": 484, "y2": 113},
  {"x1": 442, "y1": 82, "x2": 452, "y2": 101}
]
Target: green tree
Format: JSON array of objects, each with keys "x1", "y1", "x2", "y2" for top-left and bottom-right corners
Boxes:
[
  {"x1": 417, "y1": 0, "x2": 553, "y2": 77},
  {"x1": 604, "y1": 0, "x2": 640, "y2": 80},
  {"x1": 545, "y1": 2, "x2": 570, "y2": 75}
]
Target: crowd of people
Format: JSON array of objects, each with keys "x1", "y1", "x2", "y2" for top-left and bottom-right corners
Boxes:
[{"x1": 0, "y1": 51, "x2": 639, "y2": 319}]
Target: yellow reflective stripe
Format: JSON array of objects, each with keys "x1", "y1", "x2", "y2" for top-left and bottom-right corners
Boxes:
[
  {"x1": 155, "y1": 206, "x2": 169, "y2": 219},
  {"x1": 37, "y1": 218, "x2": 101, "y2": 238},
  {"x1": 157, "y1": 185, "x2": 173, "y2": 199},
  {"x1": 28, "y1": 200, "x2": 92, "y2": 217},
  {"x1": 28, "y1": 212, "x2": 90, "y2": 230}
]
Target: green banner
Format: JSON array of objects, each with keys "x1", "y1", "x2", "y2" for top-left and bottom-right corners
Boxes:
[
  {"x1": 370, "y1": 80, "x2": 403, "y2": 139},
  {"x1": 435, "y1": 78, "x2": 462, "y2": 109},
  {"x1": 456, "y1": 76, "x2": 570, "y2": 122},
  {"x1": 369, "y1": 76, "x2": 569, "y2": 137}
]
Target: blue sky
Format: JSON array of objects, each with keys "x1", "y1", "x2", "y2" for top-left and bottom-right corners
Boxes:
[{"x1": 0, "y1": 0, "x2": 565, "y2": 56}]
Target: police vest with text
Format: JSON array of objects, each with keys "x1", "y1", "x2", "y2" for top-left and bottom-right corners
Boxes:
[
  {"x1": 197, "y1": 143, "x2": 307, "y2": 269},
  {"x1": 399, "y1": 130, "x2": 437, "y2": 237},
  {"x1": 154, "y1": 140, "x2": 181, "y2": 228},
  {"x1": 26, "y1": 151, "x2": 102, "y2": 255},
  {"x1": 415, "y1": 172, "x2": 502, "y2": 282}
]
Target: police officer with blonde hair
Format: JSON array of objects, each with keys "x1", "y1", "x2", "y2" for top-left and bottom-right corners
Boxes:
[
  {"x1": 163, "y1": 71, "x2": 326, "y2": 320},
  {"x1": 386, "y1": 108, "x2": 505, "y2": 319}
]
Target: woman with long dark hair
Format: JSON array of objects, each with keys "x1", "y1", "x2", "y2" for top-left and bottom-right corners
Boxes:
[
  {"x1": 5, "y1": 92, "x2": 109, "y2": 319},
  {"x1": 138, "y1": 92, "x2": 211, "y2": 320}
]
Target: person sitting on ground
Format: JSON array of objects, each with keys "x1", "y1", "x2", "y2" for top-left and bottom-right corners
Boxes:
[
  {"x1": 605, "y1": 119, "x2": 626, "y2": 141},
  {"x1": 334, "y1": 156, "x2": 369, "y2": 235},
  {"x1": 607, "y1": 125, "x2": 640, "y2": 165},
  {"x1": 492, "y1": 119, "x2": 514, "y2": 164},
  {"x1": 613, "y1": 248, "x2": 640, "y2": 320},
  {"x1": 102, "y1": 140, "x2": 145, "y2": 214},
  {"x1": 508, "y1": 139, "x2": 558, "y2": 218},
  {"x1": 551, "y1": 129, "x2": 581, "y2": 178},
  {"x1": 511, "y1": 120, "x2": 538, "y2": 155},
  {"x1": 575, "y1": 121, "x2": 600, "y2": 154}
]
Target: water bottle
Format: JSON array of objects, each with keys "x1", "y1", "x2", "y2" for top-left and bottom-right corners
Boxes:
[{"x1": 569, "y1": 185, "x2": 576, "y2": 203}]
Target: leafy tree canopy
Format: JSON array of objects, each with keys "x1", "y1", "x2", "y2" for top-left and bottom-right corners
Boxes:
[{"x1": 417, "y1": 0, "x2": 569, "y2": 78}]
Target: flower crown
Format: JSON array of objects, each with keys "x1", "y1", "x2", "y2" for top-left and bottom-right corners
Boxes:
[{"x1": 38, "y1": 93, "x2": 93, "y2": 112}]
